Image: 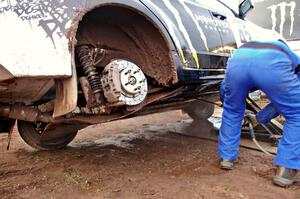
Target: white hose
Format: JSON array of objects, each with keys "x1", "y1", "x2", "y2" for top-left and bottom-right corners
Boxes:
[
  {"x1": 248, "y1": 119, "x2": 275, "y2": 157},
  {"x1": 252, "y1": 138, "x2": 274, "y2": 156}
]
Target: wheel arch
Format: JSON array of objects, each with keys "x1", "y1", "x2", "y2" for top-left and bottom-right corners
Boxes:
[
  {"x1": 70, "y1": 2, "x2": 179, "y2": 85},
  {"x1": 54, "y1": 1, "x2": 181, "y2": 117}
]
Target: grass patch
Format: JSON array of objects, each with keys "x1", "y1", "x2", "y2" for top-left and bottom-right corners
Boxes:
[{"x1": 64, "y1": 168, "x2": 91, "y2": 190}]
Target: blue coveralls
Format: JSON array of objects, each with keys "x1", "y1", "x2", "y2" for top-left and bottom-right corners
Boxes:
[{"x1": 219, "y1": 40, "x2": 300, "y2": 170}]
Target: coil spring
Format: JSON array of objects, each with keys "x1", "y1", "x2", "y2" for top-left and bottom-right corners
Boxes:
[{"x1": 76, "y1": 45, "x2": 102, "y2": 94}]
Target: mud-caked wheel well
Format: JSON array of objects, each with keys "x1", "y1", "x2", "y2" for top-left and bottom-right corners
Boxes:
[{"x1": 76, "y1": 6, "x2": 177, "y2": 85}]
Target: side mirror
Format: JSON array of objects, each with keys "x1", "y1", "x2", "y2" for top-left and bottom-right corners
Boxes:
[{"x1": 239, "y1": 0, "x2": 254, "y2": 18}]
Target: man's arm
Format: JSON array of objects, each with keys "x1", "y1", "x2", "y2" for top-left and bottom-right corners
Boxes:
[{"x1": 256, "y1": 103, "x2": 280, "y2": 124}]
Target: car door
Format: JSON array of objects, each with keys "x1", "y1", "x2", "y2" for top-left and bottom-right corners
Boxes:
[
  {"x1": 182, "y1": 0, "x2": 228, "y2": 71},
  {"x1": 139, "y1": 0, "x2": 227, "y2": 82},
  {"x1": 199, "y1": 1, "x2": 245, "y2": 54}
]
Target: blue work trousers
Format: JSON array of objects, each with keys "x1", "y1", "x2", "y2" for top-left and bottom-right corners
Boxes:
[{"x1": 219, "y1": 48, "x2": 300, "y2": 170}]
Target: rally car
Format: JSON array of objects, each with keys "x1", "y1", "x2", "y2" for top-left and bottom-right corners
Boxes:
[{"x1": 0, "y1": 0, "x2": 281, "y2": 150}]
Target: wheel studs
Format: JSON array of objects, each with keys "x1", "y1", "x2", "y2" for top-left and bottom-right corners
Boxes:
[
  {"x1": 134, "y1": 69, "x2": 141, "y2": 74},
  {"x1": 125, "y1": 70, "x2": 132, "y2": 75}
]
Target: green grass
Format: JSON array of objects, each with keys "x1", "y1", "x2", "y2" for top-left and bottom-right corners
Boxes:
[{"x1": 64, "y1": 169, "x2": 91, "y2": 190}]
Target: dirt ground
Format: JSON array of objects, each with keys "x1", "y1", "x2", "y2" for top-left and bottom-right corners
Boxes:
[{"x1": 0, "y1": 110, "x2": 299, "y2": 199}]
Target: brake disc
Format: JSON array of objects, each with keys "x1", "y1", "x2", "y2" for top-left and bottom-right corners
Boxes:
[{"x1": 101, "y1": 59, "x2": 148, "y2": 106}]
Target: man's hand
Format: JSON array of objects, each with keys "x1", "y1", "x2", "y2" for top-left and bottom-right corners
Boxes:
[{"x1": 244, "y1": 110, "x2": 259, "y2": 127}]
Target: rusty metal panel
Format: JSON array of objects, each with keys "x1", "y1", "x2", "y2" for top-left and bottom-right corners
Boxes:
[
  {"x1": 53, "y1": 72, "x2": 77, "y2": 117},
  {"x1": 0, "y1": 78, "x2": 55, "y2": 104},
  {"x1": 0, "y1": 0, "x2": 86, "y2": 77},
  {"x1": 0, "y1": 64, "x2": 14, "y2": 81}
]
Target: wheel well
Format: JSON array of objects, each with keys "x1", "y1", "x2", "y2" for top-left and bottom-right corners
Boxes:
[{"x1": 75, "y1": 5, "x2": 177, "y2": 85}]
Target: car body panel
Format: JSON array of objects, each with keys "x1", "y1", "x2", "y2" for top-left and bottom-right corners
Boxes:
[
  {"x1": 0, "y1": 0, "x2": 287, "y2": 150},
  {"x1": 0, "y1": 0, "x2": 180, "y2": 78},
  {"x1": 247, "y1": 0, "x2": 300, "y2": 41},
  {"x1": 141, "y1": 0, "x2": 227, "y2": 70},
  {"x1": 288, "y1": 40, "x2": 300, "y2": 56},
  {"x1": 0, "y1": 0, "x2": 281, "y2": 78},
  {"x1": 140, "y1": 0, "x2": 282, "y2": 83},
  {"x1": 0, "y1": 0, "x2": 282, "y2": 108},
  {"x1": 247, "y1": 0, "x2": 300, "y2": 55},
  {"x1": 0, "y1": 0, "x2": 83, "y2": 77}
]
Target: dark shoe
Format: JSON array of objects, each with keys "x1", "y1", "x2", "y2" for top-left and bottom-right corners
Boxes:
[
  {"x1": 273, "y1": 167, "x2": 296, "y2": 188},
  {"x1": 220, "y1": 159, "x2": 236, "y2": 170}
]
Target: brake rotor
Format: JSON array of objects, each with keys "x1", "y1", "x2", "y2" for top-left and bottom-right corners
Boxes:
[{"x1": 101, "y1": 60, "x2": 148, "y2": 106}]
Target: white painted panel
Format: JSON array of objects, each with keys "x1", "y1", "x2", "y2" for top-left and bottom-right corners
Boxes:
[
  {"x1": 0, "y1": 0, "x2": 74, "y2": 77},
  {"x1": 288, "y1": 40, "x2": 300, "y2": 56}
]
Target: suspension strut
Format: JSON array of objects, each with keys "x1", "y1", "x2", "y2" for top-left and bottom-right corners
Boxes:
[{"x1": 76, "y1": 45, "x2": 106, "y2": 106}]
